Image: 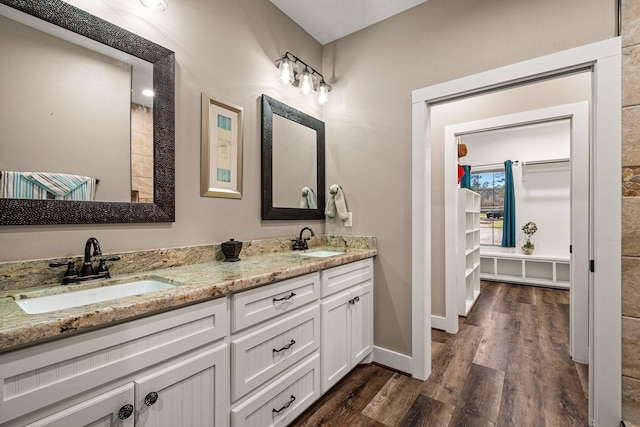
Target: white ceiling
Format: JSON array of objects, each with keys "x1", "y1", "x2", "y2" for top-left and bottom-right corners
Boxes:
[{"x1": 270, "y1": 0, "x2": 429, "y2": 45}]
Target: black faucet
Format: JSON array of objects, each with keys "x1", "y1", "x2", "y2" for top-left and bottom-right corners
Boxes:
[
  {"x1": 81, "y1": 237, "x2": 102, "y2": 276},
  {"x1": 49, "y1": 237, "x2": 120, "y2": 285},
  {"x1": 292, "y1": 227, "x2": 315, "y2": 250}
]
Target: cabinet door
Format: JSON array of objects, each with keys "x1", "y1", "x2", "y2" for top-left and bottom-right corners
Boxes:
[
  {"x1": 25, "y1": 384, "x2": 135, "y2": 427},
  {"x1": 350, "y1": 282, "x2": 373, "y2": 365},
  {"x1": 135, "y1": 343, "x2": 228, "y2": 427},
  {"x1": 320, "y1": 290, "x2": 351, "y2": 394}
]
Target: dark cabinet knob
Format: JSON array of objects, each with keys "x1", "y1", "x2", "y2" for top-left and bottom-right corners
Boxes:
[
  {"x1": 117, "y1": 404, "x2": 134, "y2": 420},
  {"x1": 144, "y1": 391, "x2": 159, "y2": 406}
]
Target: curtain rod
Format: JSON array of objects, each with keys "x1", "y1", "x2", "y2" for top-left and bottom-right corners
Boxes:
[
  {"x1": 523, "y1": 158, "x2": 570, "y2": 166},
  {"x1": 469, "y1": 160, "x2": 519, "y2": 168}
]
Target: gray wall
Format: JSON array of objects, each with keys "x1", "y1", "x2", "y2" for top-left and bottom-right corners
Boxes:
[
  {"x1": 0, "y1": 0, "x2": 615, "y2": 358},
  {"x1": 321, "y1": 0, "x2": 614, "y2": 354}
]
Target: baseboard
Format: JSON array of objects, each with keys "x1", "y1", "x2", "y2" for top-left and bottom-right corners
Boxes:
[
  {"x1": 372, "y1": 346, "x2": 412, "y2": 374},
  {"x1": 431, "y1": 315, "x2": 448, "y2": 331}
]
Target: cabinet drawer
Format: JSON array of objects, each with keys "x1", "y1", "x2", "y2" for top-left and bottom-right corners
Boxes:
[
  {"x1": 0, "y1": 298, "x2": 227, "y2": 424},
  {"x1": 231, "y1": 353, "x2": 320, "y2": 427},
  {"x1": 24, "y1": 383, "x2": 135, "y2": 427},
  {"x1": 232, "y1": 272, "x2": 320, "y2": 332},
  {"x1": 321, "y1": 258, "x2": 373, "y2": 298},
  {"x1": 231, "y1": 304, "x2": 319, "y2": 401}
]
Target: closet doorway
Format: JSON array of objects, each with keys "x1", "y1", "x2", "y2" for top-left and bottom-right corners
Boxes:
[
  {"x1": 442, "y1": 100, "x2": 589, "y2": 364},
  {"x1": 410, "y1": 38, "x2": 621, "y2": 426}
]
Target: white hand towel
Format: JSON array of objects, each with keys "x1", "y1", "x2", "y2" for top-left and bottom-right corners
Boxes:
[
  {"x1": 300, "y1": 187, "x2": 317, "y2": 209},
  {"x1": 325, "y1": 184, "x2": 349, "y2": 220}
]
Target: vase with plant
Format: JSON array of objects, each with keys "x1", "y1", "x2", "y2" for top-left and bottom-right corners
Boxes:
[{"x1": 522, "y1": 221, "x2": 537, "y2": 255}]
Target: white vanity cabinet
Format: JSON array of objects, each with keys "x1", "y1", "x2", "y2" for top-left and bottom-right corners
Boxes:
[
  {"x1": 319, "y1": 259, "x2": 374, "y2": 394},
  {"x1": 230, "y1": 273, "x2": 321, "y2": 427},
  {"x1": 0, "y1": 298, "x2": 229, "y2": 427},
  {"x1": 1, "y1": 255, "x2": 376, "y2": 427}
]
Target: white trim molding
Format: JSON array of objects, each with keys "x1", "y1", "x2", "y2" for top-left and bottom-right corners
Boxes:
[
  {"x1": 411, "y1": 37, "x2": 621, "y2": 426},
  {"x1": 372, "y1": 346, "x2": 413, "y2": 374}
]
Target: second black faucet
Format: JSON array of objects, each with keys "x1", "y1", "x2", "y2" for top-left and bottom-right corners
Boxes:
[{"x1": 292, "y1": 227, "x2": 315, "y2": 250}]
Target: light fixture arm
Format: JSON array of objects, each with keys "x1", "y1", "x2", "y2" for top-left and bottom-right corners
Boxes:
[{"x1": 277, "y1": 52, "x2": 332, "y2": 92}]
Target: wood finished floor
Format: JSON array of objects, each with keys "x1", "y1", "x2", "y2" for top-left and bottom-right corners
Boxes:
[{"x1": 290, "y1": 281, "x2": 589, "y2": 427}]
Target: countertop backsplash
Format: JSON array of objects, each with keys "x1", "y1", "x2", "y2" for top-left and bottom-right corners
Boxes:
[{"x1": 0, "y1": 235, "x2": 376, "y2": 293}]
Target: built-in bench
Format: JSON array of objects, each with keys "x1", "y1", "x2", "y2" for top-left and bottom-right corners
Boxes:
[{"x1": 479, "y1": 246, "x2": 570, "y2": 289}]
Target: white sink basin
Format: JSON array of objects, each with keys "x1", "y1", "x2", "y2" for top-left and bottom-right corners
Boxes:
[
  {"x1": 297, "y1": 250, "x2": 345, "y2": 258},
  {"x1": 15, "y1": 279, "x2": 176, "y2": 314}
]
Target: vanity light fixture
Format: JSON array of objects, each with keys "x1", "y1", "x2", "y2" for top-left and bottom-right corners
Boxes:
[
  {"x1": 140, "y1": 0, "x2": 167, "y2": 12},
  {"x1": 142, "y1": 89, "x2": 155, "y2": 97},
  {"x1": 275, "y1": 52, "x2": 332, "y2": 105}
]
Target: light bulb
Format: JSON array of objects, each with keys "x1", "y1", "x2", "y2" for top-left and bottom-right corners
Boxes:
[
  {"x1": 317, "y1": 82, "x2": 329, "y2": 105},
  {"x1": 140, "y1": 0, "x2": 167, "y2": 11},
  {"x1": 299, "y1": 69, "x2": 313, "y2": 95},
  {"x1": 277, "y1": 58, "x2": 294, "y2": 85}
]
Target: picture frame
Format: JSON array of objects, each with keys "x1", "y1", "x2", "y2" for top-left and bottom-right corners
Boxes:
[{"x1": 201, "y1": 93, "x2": 243, "y2": 198}]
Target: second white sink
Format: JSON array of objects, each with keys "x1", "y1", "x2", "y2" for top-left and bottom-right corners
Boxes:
[
  {"x1": 297, "y1": 250, "x2": 345, "y2": 258},
  {"x1": 15, "y1": 279, "x2": 176, "y2": 314}
]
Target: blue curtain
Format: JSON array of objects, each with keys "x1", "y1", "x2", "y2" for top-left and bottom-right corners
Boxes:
[
  {"x1": 460, "y1": 165, "x2": 471, "y2": 189},
  {"x1": 502, "y1": 160, "x2": 516, "y2": 247}
]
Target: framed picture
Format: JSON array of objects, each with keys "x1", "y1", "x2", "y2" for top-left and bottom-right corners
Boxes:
[{"x1": 201, "y1": 94, "x2": 243, "y2": 198}]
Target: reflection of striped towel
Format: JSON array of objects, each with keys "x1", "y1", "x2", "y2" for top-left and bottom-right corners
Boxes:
[{"x1": 0, "y1": 171, "x2": 97, "y2": 201}]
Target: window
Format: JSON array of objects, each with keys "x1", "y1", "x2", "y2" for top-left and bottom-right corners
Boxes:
[{"x1": 471, "y1": 170, "x2": 505, "y2": 246}]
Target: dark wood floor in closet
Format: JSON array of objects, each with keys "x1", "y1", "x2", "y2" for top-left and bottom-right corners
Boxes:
[{"x1": 290, "y1": 281, "x2": 589, "y2": 427}]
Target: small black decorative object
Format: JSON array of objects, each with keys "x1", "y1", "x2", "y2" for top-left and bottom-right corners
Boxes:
[{"x1": 222, "y1": 238, "x2": 242, "y2": 262}]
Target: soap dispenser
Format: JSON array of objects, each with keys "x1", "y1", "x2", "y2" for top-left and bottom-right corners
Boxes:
[{"x1": 221, "y1": 238, "x2": 242, "y2": 262}]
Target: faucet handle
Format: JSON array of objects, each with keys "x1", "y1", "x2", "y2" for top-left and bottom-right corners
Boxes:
[
  {"x1": 96, "y1": 256, "x2": 120, "y2": 276},
  {"x1": 49, "y1": 261, "x2": 79, "y2": 278}
]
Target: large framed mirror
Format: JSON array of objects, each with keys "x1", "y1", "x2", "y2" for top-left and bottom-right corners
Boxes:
[
  {"x1": 0, "y1": 0, "x2": 175, "y2": 225},
  {"x1": 261, "y1": 95, "x2": 325, "y2": 220}
]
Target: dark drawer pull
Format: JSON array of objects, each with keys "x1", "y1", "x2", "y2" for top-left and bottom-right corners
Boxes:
[
  {"x1": 348, "y1": 298, "x2": 355, "y2": 305},
  {"x1": 354, "y1": 296, "x2": 360, "y2": 302},
  {"x1": 273, "y1": 339, "x2": 296, "y2": 353},
  {"x1": 272, "y1": 395, "x2": 296, "y2": 414},
  {"x1": 273, "y1": 292, "x2": 296, "y2": 302}
]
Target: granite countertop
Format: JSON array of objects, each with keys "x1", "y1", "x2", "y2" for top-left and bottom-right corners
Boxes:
[{"x1": 0, "y1": 246, "x2": 376, "y2": 353}]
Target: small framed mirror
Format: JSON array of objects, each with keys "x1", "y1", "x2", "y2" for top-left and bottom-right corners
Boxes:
[{"x1": 261, "y1": 95, "x2": 325, "y2": 220}]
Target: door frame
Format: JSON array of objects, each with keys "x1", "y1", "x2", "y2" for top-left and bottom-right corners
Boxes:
[{"x1": 411, "y1": 38, "x2": 621, "y2": 425}]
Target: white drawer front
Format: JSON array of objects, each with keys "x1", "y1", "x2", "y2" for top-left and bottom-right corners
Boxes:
[
  {"x1": 232, "y1": 273, "x2": 320, "y2": 333},
  {"x1": 231, "y1": 353, "x2": 320, "y2": 427},
  {"x1": 231, "y1": 304, "x2": 319, "y2": 401},
  {"x1": 320, "y1": 258, "x2": 373, "y2": 298},
  {"x1": 0, "y1": 298, "x2": 227, "y2": 425}
]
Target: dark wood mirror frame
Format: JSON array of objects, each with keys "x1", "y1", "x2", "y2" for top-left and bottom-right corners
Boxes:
[
  {"x1": 0, "y1": 0, "x2": 175, "y2": 225},
  {"x1": 261, "y1": 95, "x2": 325, "y2": 220}
]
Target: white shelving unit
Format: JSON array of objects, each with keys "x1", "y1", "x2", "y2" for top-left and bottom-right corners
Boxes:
[
  {"x1": 480, "y1": 252, "x2": 570, "y2": 289},
  {"x1": 458, "y1": 188, "x2": 481, "y2": 316}
]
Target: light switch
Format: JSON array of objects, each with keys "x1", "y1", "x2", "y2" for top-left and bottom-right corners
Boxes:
[{"x1": 345, "y1": 212, "x2": 353, "y2": 227}]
